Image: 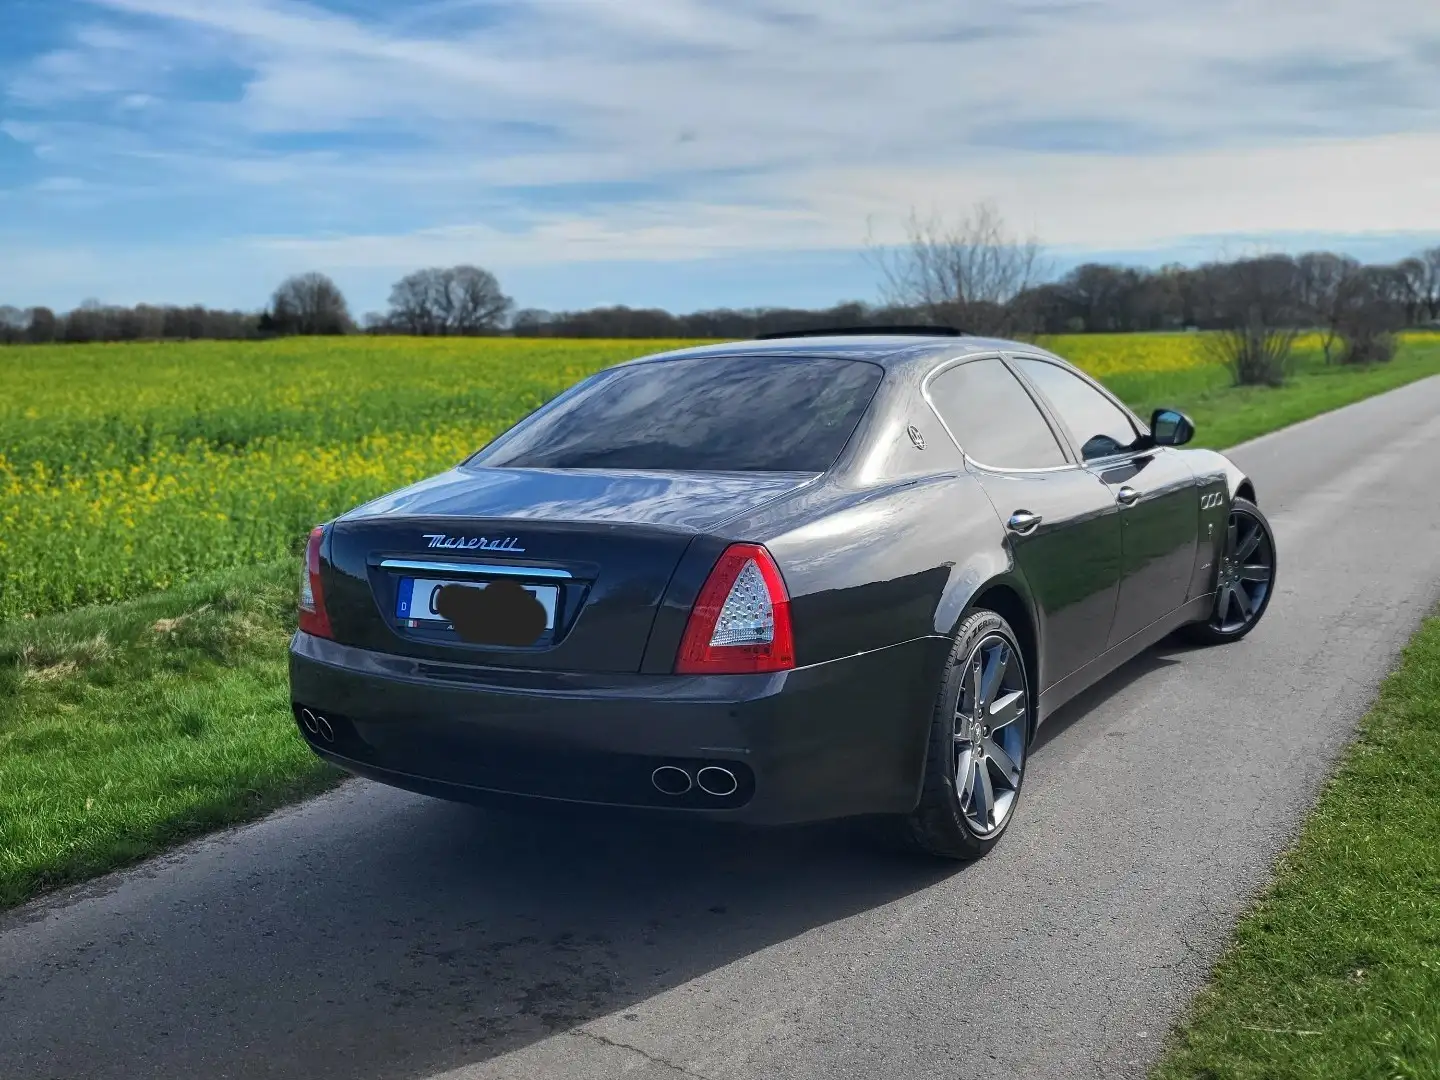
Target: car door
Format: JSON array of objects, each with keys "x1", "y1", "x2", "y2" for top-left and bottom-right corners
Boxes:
[
  {"x1": 925, "y1": 356, "x2": 1123, "y2": 691},
  {"x1": 1008, "y1": 355, "x2": 1199, "y2": 649}
]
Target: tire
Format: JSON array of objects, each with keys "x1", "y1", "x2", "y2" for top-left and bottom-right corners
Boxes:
[
  {"x1": 891, "y1": 609, "x2": 1032, "y2": 860},
  {"x1": 1179, "y1": 497, "x2": 1277, "y2": 646}
]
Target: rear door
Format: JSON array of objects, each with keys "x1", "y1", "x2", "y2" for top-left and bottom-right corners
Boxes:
[
  {"x1": 925, "y1": 356, "x2": 1123, "y2": 690},
  {"x1": 1008, "y1": 355, "x2": 1199, "y2": 647}
]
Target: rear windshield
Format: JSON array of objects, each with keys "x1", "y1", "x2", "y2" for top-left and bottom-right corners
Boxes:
[{"x1": 468, "y1": 354, "x2": 884, "y2": 472}]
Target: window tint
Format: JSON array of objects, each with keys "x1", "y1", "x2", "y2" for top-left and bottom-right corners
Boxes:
[
  {"x1": 926, "y1": 358, "x2": 1067, "y2": 468},
  {"x1": 1014, "y1": 358, "x2": 1139, "y2": 461},
  {"x1": 469, "y1": 354, "x2": 883, "y2": 472}
]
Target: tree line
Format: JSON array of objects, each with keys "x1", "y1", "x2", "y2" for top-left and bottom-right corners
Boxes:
[{"x1": 5, "y1": 215, "x2": 1438, "y2": 365}]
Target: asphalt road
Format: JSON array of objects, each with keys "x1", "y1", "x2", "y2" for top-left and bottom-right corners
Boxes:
[{"x1": 6, "y1": 376, "x2": 1440, "y2": 1080}]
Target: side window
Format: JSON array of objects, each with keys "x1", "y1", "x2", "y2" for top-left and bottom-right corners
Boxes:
[
  {"x1": 927, "y1": 358, "x2": 1067, "y2": 469},
  {"x1": 1013, "y1": 358, "x2": 1139, "y2": 461}
]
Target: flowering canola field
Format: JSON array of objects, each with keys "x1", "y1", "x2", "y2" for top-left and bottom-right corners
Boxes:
[{"x1": 0, "y1": 333, "x2": 1225, "y2": 621}]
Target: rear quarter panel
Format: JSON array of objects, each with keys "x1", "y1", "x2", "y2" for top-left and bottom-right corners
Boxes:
[{"x1": 727, "y1": 472, "x2": 1020, "y2": 667}]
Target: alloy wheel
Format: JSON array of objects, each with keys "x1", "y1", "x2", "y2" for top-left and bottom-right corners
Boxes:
[
  {"x1": 1212, "y1": 507, "x2": 1274, "y2": 634},
  {"x1": 953, "y1": 632, "x2": 1028, "y2": 836}
]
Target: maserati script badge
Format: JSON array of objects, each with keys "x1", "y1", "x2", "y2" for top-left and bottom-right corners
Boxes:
[{"x1": 422, "y1": 534, "x2": 527, "y2": 553}]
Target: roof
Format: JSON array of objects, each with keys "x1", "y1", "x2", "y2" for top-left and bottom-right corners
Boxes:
[{"x1": 627, "y1": 334, "x2": 1060, "y2": 372}]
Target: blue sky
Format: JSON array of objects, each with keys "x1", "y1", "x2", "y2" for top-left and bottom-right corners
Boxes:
[{"x1": 2, "y1": 0, "x2": 1439, "y2": 316}]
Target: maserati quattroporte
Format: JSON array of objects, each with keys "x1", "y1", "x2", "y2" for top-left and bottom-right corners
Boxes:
[{"x1": 289, "y1": 329, "x2": 1276, "y2": 858}]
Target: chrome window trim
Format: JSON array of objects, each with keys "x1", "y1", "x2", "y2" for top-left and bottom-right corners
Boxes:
[
  {"x1": 378, "y1": 559, "x2": 574, "y2": 580},
  {"x1": 919, "y1": 352, "x2": 1081, "y2": 474}
]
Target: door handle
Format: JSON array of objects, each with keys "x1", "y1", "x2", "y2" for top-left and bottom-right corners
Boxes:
[
  {"x1": 1007, "y1": 510, "x2": 1043, "y2": 535},
  {"x1": 1116, "y1": 486, "x2": 1141, "y2": 506}
]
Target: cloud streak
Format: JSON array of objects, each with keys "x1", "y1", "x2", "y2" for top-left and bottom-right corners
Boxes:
[{"x1": 3, "y1": 0, "x2": 1440, "y2": 310}]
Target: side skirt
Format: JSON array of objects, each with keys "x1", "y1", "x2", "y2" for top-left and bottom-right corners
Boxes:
[{"x1": 1036, "y1": 593, "x2": 1213, "y2": 726}]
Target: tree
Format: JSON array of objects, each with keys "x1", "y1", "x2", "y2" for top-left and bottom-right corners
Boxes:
[
  {"x1": 1333, "y1": 266, "x2": 1407, "y2": 365},
  {"x1": 0, "y1": 306, "x2": 27, "y2": 345},
  {"x1": 868, "y1": 201, "x2": 1046, "y2": 336},
  {"x1": 1200, "y1": 255, "x2": 1303, "y2": 387},
  {"x1": 26, "y1": 307, "x2": 57, "y2": 344},
  {"x1": 1295, "y1": 251, "x2": 1361, "y2": 362},
  {"x1": 268, "y1": 272, "x2": 353, "y2": 335},
  {"x1": 1420, "y1": 247, "x2": 1440, "y2": 324},
  {"x1": 385, "y1": 266, "x2": 512, "y2": 336}
]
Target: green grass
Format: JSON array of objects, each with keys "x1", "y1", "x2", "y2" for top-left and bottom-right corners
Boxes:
[
  {"x1": 3, "y1": 335, "x2": 1440, "y2": 912},
  {"x1": 0, "y1": 562, "x2": 342, "y2": 909},
  {"x1": 1109, "y1": 335, "x2": 1440, "y2": 450},
  {"x1": 1154, "y1": 614, "x2": 1440, "y2": 1080}
]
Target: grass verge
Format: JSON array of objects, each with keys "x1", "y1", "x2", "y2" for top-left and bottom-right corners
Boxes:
[
  {"x1": 1108, "y1": 335, "x2": 1440, "y2": 450},
  {"x1": 1153, "y1": 614, "x2": 1440, "y2": 1080},
  {"x1": 0, "y1": 562, "x2": 342, "y2": 909},
  {"x1": 3, "y1": 344, "x2": 1440, "y2": 912}
]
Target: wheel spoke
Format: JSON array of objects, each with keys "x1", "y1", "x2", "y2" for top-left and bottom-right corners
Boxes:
[
  {"x1": 1239, "y1": 563, "x2": 1271, "y2": 583},
  {"x1": 984, "y1": 737, "x2": 1021, "y2": 786},
  {"x1": 1227, "y1": 521, "x2": 1239, "y2": 557},
  {"x1": 971, "y1": 759, "x2": 994, "y2": 829},
  {"x1": 956, "y1": 748, "x2": 975, "y2": 802},
  {"x1": 987, "y1": 688, "x2": 1026, "y2": 732},
  {"x1": 1218, "y1": 584, "x2": 1241, "y2": 626},
  {"x1": 1236, "y1": 522, "x2": 1263, "y2": 562},
  {"x1": 979, "y1": 643, "x2": 1007, "y2": 707}
]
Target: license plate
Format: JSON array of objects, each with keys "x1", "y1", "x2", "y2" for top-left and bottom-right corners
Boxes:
[{"x1": 395, "y1": 577, "x2": 558, "y2": 630}]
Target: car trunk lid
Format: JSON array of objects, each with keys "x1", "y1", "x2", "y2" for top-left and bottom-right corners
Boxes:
[{"x1": 320, "y1": 466, "x2": 816, "y2": 672}]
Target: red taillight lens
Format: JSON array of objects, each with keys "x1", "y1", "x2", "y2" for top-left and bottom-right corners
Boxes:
[
  {"x1": 298, "y1": 525, "x2": 333, "y2": 639},
  {"x1": 675, "y1": 543, "x2": 795, "y2": 675}
]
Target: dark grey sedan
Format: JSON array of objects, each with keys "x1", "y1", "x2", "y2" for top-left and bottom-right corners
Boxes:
[{"x1": 289, "y1": 330, "x2": 1276, "y2": 859}]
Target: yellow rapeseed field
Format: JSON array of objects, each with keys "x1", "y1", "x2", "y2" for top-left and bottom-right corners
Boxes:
[{"x1": 0, "y1": 330, "x2": 1344, "y2": 620}]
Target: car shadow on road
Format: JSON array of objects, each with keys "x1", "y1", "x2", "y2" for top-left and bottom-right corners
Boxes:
[
  {"x1": 1031, "y1": 642, "x2": 1189, "y2": 754},
  {"x1": 8, "y1": 639, "x2": 1209, "y2": 1080},
  {"x1": 4, "y1": 790, "x2": 954, "y2": 1080}
]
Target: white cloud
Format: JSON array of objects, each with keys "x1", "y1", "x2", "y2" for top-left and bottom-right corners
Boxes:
[{"x1": 4, "y1": 0, "x2": 1440, "y2": 307}]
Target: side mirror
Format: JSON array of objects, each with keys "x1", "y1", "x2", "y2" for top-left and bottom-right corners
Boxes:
[{"x1": 1149, "y1": 408, "x2": 1194, "y2": 447}]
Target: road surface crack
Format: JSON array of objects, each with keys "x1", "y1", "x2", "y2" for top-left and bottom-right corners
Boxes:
[{"x1": 576, "y1": 1027, "x2": 717, "y2": 1080}]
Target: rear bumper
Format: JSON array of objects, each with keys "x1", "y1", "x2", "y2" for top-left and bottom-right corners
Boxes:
[{"x1": 288, "y1": 631, "x2": 946, "y2": 825}]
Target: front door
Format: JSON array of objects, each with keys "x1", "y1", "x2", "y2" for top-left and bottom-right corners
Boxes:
[
  {"x1": 1007, "y1": 355, "x2": 1200, "y2": 648},
  {"x1": 1096, "y1": 450, "x2": 1198, "y2": 645}
]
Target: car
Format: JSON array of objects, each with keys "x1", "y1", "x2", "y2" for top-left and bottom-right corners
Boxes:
[{"x1": 288, "y1": 328, "x2": 1277, "y2": 859}]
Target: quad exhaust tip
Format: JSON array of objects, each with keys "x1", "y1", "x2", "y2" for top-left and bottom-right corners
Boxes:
[
  {"x1": 695, "y1": 766, "x2": 739, "y2": 797},
  {"x1": 651, "y1": 765, "x2": 693, "y2": 796}
]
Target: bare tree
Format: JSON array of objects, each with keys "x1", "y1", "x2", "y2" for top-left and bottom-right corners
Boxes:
[
  {"x1": 1421, "y1": 247, "x2": 1440, "y2": 324},
  {"x1": 1293, "y1": 251, "x2": 1359, "y2": 362},
  {"x1": 26, "y1": 307, "x2": 57, "y2": 344},
  {"x1": 868, "y1": 201, "x2": 1046, "y2": 336},
  {"x1": 385, "y1": 266, "x2": 512, "y2": 336},
  {"x1": 1333, "y1": 265, "x2": 1407, "y2": 364},
  {"x1": 267, "y1": 272, "x2": 353, "y2": 335},
  {"x1": 0, "y1": 306, "x2": 27, "y2": 345},
  {"x1": 1397, "y1": 248, "x2": 1440, "y2": 325},
  {"x1": 1200, "y1": 255, "x2": 1303, "y2": 387}
]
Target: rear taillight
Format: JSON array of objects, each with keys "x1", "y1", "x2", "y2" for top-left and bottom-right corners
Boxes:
[
  {"x1": 298, "y1": 525, "x2": 333, "y2": 639},
  {"x1": 675, "y1": 543, "x2": 795, "y2": 675}
]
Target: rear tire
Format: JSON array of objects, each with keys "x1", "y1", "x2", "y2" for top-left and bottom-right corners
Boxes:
[
  {"x1": 891, "y1": 609, "x2": 1032, "y2": 860},
  {"x1": 1179, "y1": 497, "x2": 1276, "y2": 646}
]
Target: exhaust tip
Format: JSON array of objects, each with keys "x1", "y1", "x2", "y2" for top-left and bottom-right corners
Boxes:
[
  {"x1": 316, "y1": 714, "x2": 335, "y2": 743},
  {"x1": 651, "y1": 765, "x2": 693, "y2": 796},
  {"x1": 696, "y1": 766, "x2": 739, "y2": 797},
  {"x1": 300, "y1": 707, "x2": 320, "y2": 735}
]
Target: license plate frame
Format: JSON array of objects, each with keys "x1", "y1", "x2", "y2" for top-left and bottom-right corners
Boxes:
[{"x1": 395, "y1": 576, "x2": 559, "y2": 631}]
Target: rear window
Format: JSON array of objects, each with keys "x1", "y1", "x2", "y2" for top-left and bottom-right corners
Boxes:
[{"x1": 468, "y1": 354, "x2": 885, "y2": 472}]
